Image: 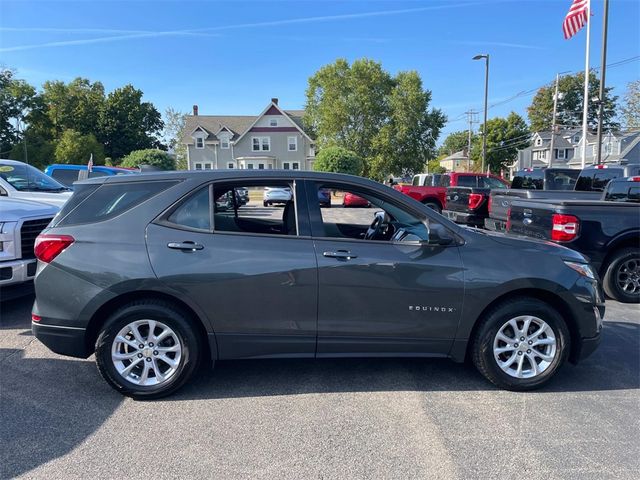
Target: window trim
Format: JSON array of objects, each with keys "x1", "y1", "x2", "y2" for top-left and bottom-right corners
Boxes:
[
  {"x1": 220, "y1": 138, "x2": 230, "y2": 149},
  {"x1": 195, "y1": 137, "x2": 204, "y2": 149},
  {"x1": 252, "y1": 136, "x2": 271, "y2": 152},
  {"x1": 269, "y1": 119, "x2": 278, "y2": 127},
  {"x1": 288, "y1": 136, "x2": 298, "y2": 151}
]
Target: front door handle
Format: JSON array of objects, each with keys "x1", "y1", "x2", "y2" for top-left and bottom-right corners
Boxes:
[
  {"x1": 167, "y1": 241, "x2": 204, "y2": 251},
  {"x1": 323, "y1": 250, "x2": 357, "y2": 260}
]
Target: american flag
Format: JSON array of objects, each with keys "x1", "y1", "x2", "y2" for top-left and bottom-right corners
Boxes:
[
  {"x1": 87, "y1": 153, "x2": 93, "y2": 173},
  {"x1": 563, "y1": 0, "x2": 589, "y2": 40}
]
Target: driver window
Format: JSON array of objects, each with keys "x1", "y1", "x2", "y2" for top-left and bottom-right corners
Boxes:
[{"x1": 314, "y1": 184, "x2": 429, "y2": 242}]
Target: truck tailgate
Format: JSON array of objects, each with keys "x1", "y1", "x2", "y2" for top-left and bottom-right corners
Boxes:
[{"x1": 507, "y1": 200, "x2": 555, "y2": 240}]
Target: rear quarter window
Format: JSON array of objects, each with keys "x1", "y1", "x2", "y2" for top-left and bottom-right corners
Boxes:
[
  {"x1": 456, "y1": 176, "x2": 477, "y2": 187},
  {"x1": 56, "y1": 180, "x2": 179, "y2": 226}
]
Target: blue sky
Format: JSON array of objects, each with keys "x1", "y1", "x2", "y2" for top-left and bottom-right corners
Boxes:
[{"x1": 1, "y1": 0, "x2": 638, "y2": 141}]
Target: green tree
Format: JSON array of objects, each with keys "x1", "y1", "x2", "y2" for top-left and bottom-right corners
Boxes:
[
  {"x1": 304, "y1": 59, "x2": 444, "y2": 178},
  {"x1": 120, "y1": 149, "x2": 176, "y2": 171},
  {"x1": 99, "y1": 85, "x2": 164, "y2": 162},
  {"x1": 0, "y1": 69, "x2": 39, "y2": 157},
  {"x1": 438, "y1": 130, "x2": 474, "y2": 157},
  {"x1": 471, "y1": 112, "x2": 529, "y2": 173},
  {"x1": 621, "y1": 80, "x2": 640, "y2": 130},
  {"x1": 313, "y1": 146, "x2": 363, "y2": 176},
  {"x1": 427, "y1": 158, "x2": 446, "y2": 174},
  {"x1": 54, "y1": 129, "x2": 105, "y2": 165},
  {"x1": 370, "y1": 71, "x2": 446, "y2": 179},
  {"x1": 41, "y1": 78, "x2": 105, "y2": 139},
  {"x1": 528, "y1": 71, "x2": 618, "y2": 132},
  {"x1": 163, "y1": 107, "x2": 187, "y2": 170}
]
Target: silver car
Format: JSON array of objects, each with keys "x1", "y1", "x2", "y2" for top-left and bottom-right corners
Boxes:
[{"x1": 263, "y1": 186, "x2": 292, "y2": 206}]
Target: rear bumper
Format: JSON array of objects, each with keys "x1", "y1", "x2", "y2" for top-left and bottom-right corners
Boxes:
[
  {"x1": 32, "y1": 321, "x2": 90, "y2": 358},
  {"x1": 443, "y1": 210, "x2": 485, "y2": 227},
  {"x1": 484, "y1": 217, "x2": 506, "y2": 232}
]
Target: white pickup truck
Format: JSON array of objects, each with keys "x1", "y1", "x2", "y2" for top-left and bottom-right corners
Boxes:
[
  {"x1": 0, "y1": 159, "x2": 72, "y2": 207},
  {"x1": 1, "y1": 198, "x2": 59, "y2": 289}
]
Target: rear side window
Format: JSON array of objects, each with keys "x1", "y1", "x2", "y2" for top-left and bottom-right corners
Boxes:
[
  {"x1": 456, "y1": 176, "x2": 477, "y2": 187},
  {"x1": 51, "y1": 169, "x2": 81, "y2": 186},
  {"x1": 438, "y1": 175, "x2": 451, "y2": 187},
  {"x1": 576, "y1": 169, "x2": 623, "y2": 191},
  {"x1": 56, "y1": 181, "x2": 178, "y2": 226},
  {"x1": 166, "y1": 187, "x2": 211, "y2": 231},
  {"x1": 479, "y1": 176, "x2": 509, "y2": 189}
]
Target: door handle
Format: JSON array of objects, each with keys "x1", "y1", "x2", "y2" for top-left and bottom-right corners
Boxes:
[
  {"x1": 323, "y1": 250, "x2": 357, "y2": 260},
  {"x1": 167, "y1": 241, "x2": 204, "y2": 251}
]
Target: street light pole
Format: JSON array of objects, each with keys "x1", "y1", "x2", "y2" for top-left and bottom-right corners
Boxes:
[{"x1": 473, "y1": 54, "x2": 489, "y2": 173}]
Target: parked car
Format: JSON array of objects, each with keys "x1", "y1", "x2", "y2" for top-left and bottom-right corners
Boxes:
[
  {"x1": 318, "y1": 188, "x2": 332, "y2": 207},
  {"x1": 0, "y1": 159, "x2": 72, "y2": 207},
  {"x1": 44, "y1": 164, "x2": 136, "y2": 187},
  {"x1": 32, "y1": 171, "x2": 603, "y2": 398},
  {"x1": 342, "y1": 191, "x2": 370, "y2": 207},
  {"x1": 263, "y1": 186, "x2": 292, "y2": 206},
  {"x1": 484, "y1": 164, "x2": 637, "y2": 232},
  {"x1": 441, "y1": 175, "x2": 512, "y2": 227},
  {"x1": 0, "y1": 197, "x2": 58, "y2": 290},
  {"x1": 507, "y1": 176, "x2": 640, "y2": 303},
  {"x1": 394, "y1": 172, "x2": 509, "y2": 213}
]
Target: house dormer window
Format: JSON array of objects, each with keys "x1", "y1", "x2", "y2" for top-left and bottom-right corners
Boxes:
[
  {"x1": 573, "y1": 134, "x2": 580, "y2": 143},
  {"x1": 221, "y1": 139, "x2": 229, "y2": 149},
  {"x1": 535, "y1": 138, "x2": 542, "y2": 146},
  {"x1": 269, "y1": 119, "x2": 277, "y2": 127},
  {"x1": 195, "y1": 137, "x2": 204, "y2": 149}
]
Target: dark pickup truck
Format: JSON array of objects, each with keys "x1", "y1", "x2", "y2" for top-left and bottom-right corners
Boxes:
[
  {"x1": 507, "y1": 176, "x2": 640, "y2": 303},
  {"x1": 485, "y1": 164, "x2": 640, "y2": 232},
  {"x1": 441, "y1": 175, "x2": 510, "y2": 227}
]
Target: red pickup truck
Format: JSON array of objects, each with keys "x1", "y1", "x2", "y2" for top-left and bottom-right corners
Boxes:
[{"x1": 394, "y1": 172, "x2": 508, "y2": 213}]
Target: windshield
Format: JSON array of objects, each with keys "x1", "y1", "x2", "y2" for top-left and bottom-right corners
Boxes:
[{"x1": 0, "y1": 163, "x2": 69, "y2": 192}]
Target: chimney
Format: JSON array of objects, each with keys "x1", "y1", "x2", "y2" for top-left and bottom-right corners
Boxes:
[
  {"x1": 193, "y1": 105, "x2": 199, "y2": 116},
  {"x1": 271, "y1": 98, "x2": 278, "y2": 105}
]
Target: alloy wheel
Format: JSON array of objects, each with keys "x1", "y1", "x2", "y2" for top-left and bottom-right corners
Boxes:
[
  {"x1": 493, "y1": 315, "x2": 557, "y2": 379},
  {"x1": 111, "y1": 319, "x2": 182, "y2": 386},
  {"x1": 616, "y1": 258, "x2": 640, "y2": 296}
]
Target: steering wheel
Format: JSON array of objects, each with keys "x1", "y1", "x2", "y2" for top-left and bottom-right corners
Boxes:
[{"x1": 365, "y1": 211, "x2": 387, "y2": 240}]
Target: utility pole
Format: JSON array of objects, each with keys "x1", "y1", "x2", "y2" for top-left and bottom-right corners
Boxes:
[
  {"x1": 596, "y1": 0, "x2": 610, "y2": 165},
  {"x1": 465, "y1": 109, "x2": 478, "y2": 172},
  {"x1": 473, "y1": 54, "x2": 490, "y2": 173},
  {"x1": 549, "y1": 73, "x2": 561, "y2": 169}
]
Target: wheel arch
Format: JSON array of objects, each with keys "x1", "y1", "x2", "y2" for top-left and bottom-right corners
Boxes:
[
  {"x1": 421, "y1": 197, "x2": 443, "y2": 210},
  {"x1": 601, "y1": 231, "x2": 640, "y2": 274},
  {"x1": 84, "y1": 290, "x2": 215, "y2": 362},
  {"x1": 458, "y1": 288, "x2": 580, "y2": 364}
]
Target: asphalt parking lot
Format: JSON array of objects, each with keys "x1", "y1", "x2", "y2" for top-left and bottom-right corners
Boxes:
[{"x1": 1, "y1": 293, "x2": 638, "y2": 479}]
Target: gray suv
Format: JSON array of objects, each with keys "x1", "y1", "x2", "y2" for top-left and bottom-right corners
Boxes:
[{"x1": 32, "y1": 171, "x2": 604, "y2": 398}]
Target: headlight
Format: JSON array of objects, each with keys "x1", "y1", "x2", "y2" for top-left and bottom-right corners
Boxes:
[{"x1": 564, "y1": 261, "x2": 596, "y2": 279}]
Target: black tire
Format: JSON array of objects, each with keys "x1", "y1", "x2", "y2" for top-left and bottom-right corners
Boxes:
[
  {"x1": 423, "y1": 201, "x2": 441, "y2": 214},
  {"x1": 471, "y1": 297, "x2": 570, "y2": 391},
  {"x1": 263, "y1": 201, "x2": 269, "y2": 207},
  {"x1": 95, "y1": 299, "x2": 201, "y2": 400},
  {"x1": 602, "y1": 247, "x2": 640, "y2": 303}
]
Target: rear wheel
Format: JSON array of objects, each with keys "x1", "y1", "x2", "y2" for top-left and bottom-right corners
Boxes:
[
  {"x1": 95, "y1": 300, "x2": 201, "y2": 399},
  {"x1": 471, "y1": 297, "x2": 569, "y2": 391},
  {"x1": 423, "y1": 201, "x2": 441, "y2": 214},
  {"x1": 263, "y1": 201, "x2": 269, "y2": 207},
  {"x1": 603, "y1": 248, "x2": 640, "y2": 303}
]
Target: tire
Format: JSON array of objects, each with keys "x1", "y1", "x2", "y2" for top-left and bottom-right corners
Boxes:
[
  {"x1": 95, "y1": 299, "x2": 201, "y2": 399},
  {"x1": 423, "y1": 201, "x2": 441, "y2": 214},
  {"x1": 263, "y1": 201, "x2": 269, "y2": 207},
  {"x1": 471, "y1": 297, "x2": 570, "y2": 391},
  {"x1": 602, "y1": 248, "x2": 640, "y2": 303}
]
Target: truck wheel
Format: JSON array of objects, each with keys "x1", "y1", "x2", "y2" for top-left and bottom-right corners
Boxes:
[
  {"x1": 471, "y1": 297, "x2": 569, "y2": 391},
  {"x1": 95, "y1": 299, "x2": 201, "y2": 399},
  {"x1": 423, "y1": 201, "x2": 441, "y2": 214},
  {"x1": 603, "y1": 248, "x2": 640, "y2": 303}
]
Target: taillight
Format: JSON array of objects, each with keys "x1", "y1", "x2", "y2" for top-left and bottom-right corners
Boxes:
[
  {"x1": 629, "y1": 176, "x2": 640, "y2": 182},
  {"x1": 34, "y1": 234, "x2": 75, "y2": 263},
  {"x1": 488, "y1": 195, "x2": 493, "y2": 213},
  {"x1": 506, "y1": 207, "x2": 512, "y2": 231},
  {"x1": 32, "y1": 314, "x2": 41, "y2": 322},
  {"x1": 551, "y1": 214, "x2": 579, "y2": 242},
  {"x1": 468, "y1": 193, "x2": 484, "y2": 210}
]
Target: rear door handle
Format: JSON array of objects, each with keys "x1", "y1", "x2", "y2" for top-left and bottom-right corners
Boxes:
[
  {"x1": 323, "y1": 250, "x2": 357, "y2": 260},
  {"x1": 167, "y1": 241, "x2": 204, "y2": 251}
]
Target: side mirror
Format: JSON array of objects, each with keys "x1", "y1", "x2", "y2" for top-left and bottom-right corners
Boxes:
[{"x1": 426, "y1": 223, "x2": 455, "y2": 246}]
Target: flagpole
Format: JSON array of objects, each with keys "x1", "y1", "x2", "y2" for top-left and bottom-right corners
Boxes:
[{"x1": 580, "y1": 0, "x2": 591, "y2": 169}]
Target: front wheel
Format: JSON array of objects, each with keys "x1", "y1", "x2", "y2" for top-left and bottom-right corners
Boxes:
[
  {"x1": 603, "y1": 248, "x2": 640, "y2": 303},
  {"x1": 423, "y1": 201, "x2": 441, "y2": 214},
  {"x1": 95, "y1": 300, "x2": 201, "y2": 399},
  {"x1": 471, "y1": 297, "x2": 569, "y2": 391}
]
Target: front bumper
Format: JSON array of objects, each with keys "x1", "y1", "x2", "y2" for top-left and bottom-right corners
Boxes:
[
  {"x1": 443, "y1": 210, "x2": 485, "y2": 227},
  {"x1": 0, "y1": 258, "x2": 38, "y2": 286},
  {"x1": 32, "y1": 321, "x2": 90, "y2": 358}
]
